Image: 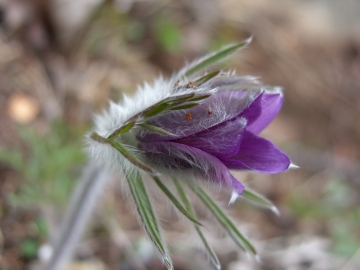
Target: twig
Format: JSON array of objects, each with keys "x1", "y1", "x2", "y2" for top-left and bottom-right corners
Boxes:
[{"x1": 42, "y1": 164, "x2": 109, "y2": 270}]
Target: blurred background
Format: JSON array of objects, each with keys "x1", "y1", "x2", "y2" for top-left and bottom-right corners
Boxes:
[{"x1": 0, "y1": 0, "x2": 360, "y2": 269}]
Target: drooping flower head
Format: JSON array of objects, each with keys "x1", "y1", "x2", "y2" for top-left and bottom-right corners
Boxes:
[{"x1": 87, "y1": 40, "x2": 292, "y2": 270}]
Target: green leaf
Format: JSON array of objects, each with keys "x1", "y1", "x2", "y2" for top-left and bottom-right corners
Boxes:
[
  {"x1": 152, "y1": 176, "x2": 201, "y2": 225},
  {"x1": 242, "y1": 188, "x2": 279, "y2": 215},
  {"x1": 173, "y1": 178, "x2": 221, "y2": 270},
  {"x1": 126, "y1": 170, "x2": 173, "y2": 269},
  {"x1": 187, "y1": 94, "x2": 212, "y2": 102},
  {"x1": 184, "y1": 41, "x2": 250, "y2": 77},
  {"x1": 90, "y1": 133, "x2": 159, "y2": 175},
  {"x1": 169, "y1": 93, "x2": 195, "y2": 101},
  {"x1": 138, "y1": 123, "x2": 174, "y2": 136},
  {"x1": 128, "y1": 94, "x2": 196, "y2": 122},
  {"x1": 108, "y1": 121, "x2": 135, "y2": 139},
  {"x1": 189, "y1": 183, "x2": 257, "y2": 255},
  {"x1": 169, "y1": 102, "x2": 199, "y2": 111},
  {"x1": 142, "y1": 102, "x2": 171, "y2": 118},
  {"x1": 162, "y1": 93, "x2": 195, "y2": 103},
  {"x1": 195, "y1": 71, "x2": 221, "y2": 86}
]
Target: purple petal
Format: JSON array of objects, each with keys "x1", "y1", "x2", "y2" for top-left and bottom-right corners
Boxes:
[
  {"x1": 139, "y1": 141, "x2": 244, "y2": 192},
  {"x1": 222, "y1": 131, "x2": 290, "y2": 173},
  {"x1": 176, "y1": 117, "x2": 247, "y2": 159},
  {"x1": 245, "y1": 93, "x2": 283, "y2": 134},
  {"x1": 240, "y1": 93, "x2": 263, "y2": 126},
  {"x1": 138, "y1": 89, "x2": 261, "y2": 141},
  {"x1": 230, "y1": 174, "x2": 245, "y2": 194}
]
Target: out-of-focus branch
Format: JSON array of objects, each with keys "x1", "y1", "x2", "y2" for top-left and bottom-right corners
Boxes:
[{"x1": 42, "y1": 164, "x2": 110, "y2": 270}]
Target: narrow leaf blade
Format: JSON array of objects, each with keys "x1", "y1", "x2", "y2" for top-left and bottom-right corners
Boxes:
[
  {"x1": 140, "y1": 93, "x2": 198, "y2": 120},
  {"x1": 143, "y1": 102, "x2": 171, "y2": 118},
  {"x1": 187, "y1": 94, "x2": 212, "y2": 102},
  {"x1": 165, "y1": 93, "x2": 196, "y2": 103},
  {"x1": 173, "y1": 178, "x2": 221, "y2": 270},
  {"x1": 169, "y1": 102, "x2": 199, "y2": 111},
  {"x1": 152, "y1": 176, "x2": 201, "y2": 225},
  {"x1": 195, "y1": 71, "x2": 220, "y2": 86},
  {"x1": 195, "y1": 226, "x2": 221, "y2": 270},
  {"x1": 189, "y1": 183, "x2": 257, "y2": 255},
  {"x1": 126, "y1": 171, "x2": 173, "y2": 269},
  {"x1": 242, "y1": 188, "x2": 279, "y2": 215},
  {"x1": 138, "y1": 123, "x2": 174, "y2": 136},
  {"x1": 128, "y1": 93, "x2": 195, "y2": 122},
  {"x1": 108, "y1": 121, "x2": 135, "y2": 139},
  {"x1": 184, "y1": 40, "x2": 251, "y2": 77},
  {"x1": 162, "y1": 93, "x2": 198, "y2": 108}
]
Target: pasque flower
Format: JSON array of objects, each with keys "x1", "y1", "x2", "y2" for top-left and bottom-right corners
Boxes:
[{"x1": 86, "y1": 41, "x2": 292, "y2": 270}]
